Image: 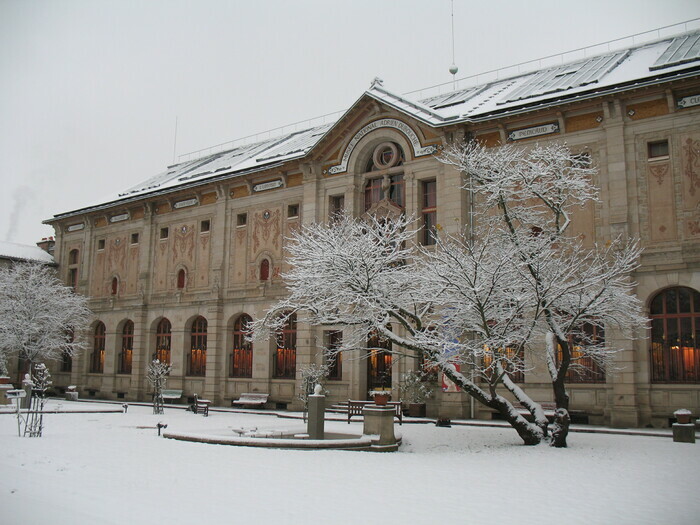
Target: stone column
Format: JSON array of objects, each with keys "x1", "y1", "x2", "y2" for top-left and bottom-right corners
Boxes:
[{"x1": 307, "y1": 389, "x2": 325, "y2": 440}]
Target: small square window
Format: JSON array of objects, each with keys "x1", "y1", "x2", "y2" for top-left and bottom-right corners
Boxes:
[
  {"x1": 200, "y1": 220, "x2": 210, "y2": 233},
  {"x1": 237, "y1": 213, "x2": 247, "y2": 226},
  {"x1": 130, "y1": 233, "x2": 139, "y2": 244},
  {"x1": 288, "y1": 204, "x2": 299, "y2": 218},
  {"x1": 648, "y1": 140, "x2": 669, "y2": 159},
  {"x1": 329, "y1": 195, "x2": 344, "y2": 218},
  {"x1": 97, "y1": 239, "x2": 105, "y2": 251},
  {"x1": 160, "y1": 227, "x2": 169, "y2": 240}
]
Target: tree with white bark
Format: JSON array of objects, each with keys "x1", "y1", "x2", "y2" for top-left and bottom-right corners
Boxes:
[
  {"x1": 0, "y1": 263, "x2": 91, "y2": 376},
  {"x1": 254, "y1": 142, "x2": 645, "y2": 447}
]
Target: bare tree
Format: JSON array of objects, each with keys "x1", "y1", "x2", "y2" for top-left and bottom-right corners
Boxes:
[
  {"x1": 254, "y1": 142, "x2": 645, "y2": 447},
  {"x1": 24, "y1": 363, "x2": 52, "y2": 437},
  {"x1": 147, "y1": 359, "x2": 172, "y2": 415},
  {"x1": 0, "y1": 263, "x2": 92, "y2": 376}
]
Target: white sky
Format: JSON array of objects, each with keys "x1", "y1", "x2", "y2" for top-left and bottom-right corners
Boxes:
[{"x1": 2, "y1": 0, "x2": 700, "y2": 245}]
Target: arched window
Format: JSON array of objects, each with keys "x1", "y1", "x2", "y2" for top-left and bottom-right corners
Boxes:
[
  {"x1": 231, "y1": 314, "x2": 253, "y2": 378},
  {"x1": 274, "y1": 313, "x2": 296, "y2": 379},
  {"x1": 188, "y1": 316, "x2": 207, "y2": 376},
  {"x1": 111, "y1": 277, "x2": 118, "y2": 296},
  {"x1": 155, "y1": 318, "x2": 171, "y2": 364},
  {"x1": 91, "y1": 322, "x2": 105, "y2": 373},
  {"x1": 260, "y1": 259, "x2": 270, "y2": 281},
  {"x1": 367, "y1": 327, "x2": 392, "y2": 391},
  {"x1": 650, "y1": 287, "x2": 700, "y2": 383},
  {"x1": 177, "y1": 269, "x2": 186, "y2": 289},
  {"x1": 69, "y1": 249, "x2": 79, "y2": 265},
  {"x1": 118, "y1": 320, "x2": 134, "y2": 374}
]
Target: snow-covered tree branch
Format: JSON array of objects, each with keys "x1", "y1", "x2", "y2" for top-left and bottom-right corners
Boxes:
[
  {"x1": 0, "y1": 263, "x2": 92, "y2": 375},
  {"x1": 255, "y1": 142, "x2": 645, "y2": 447}
]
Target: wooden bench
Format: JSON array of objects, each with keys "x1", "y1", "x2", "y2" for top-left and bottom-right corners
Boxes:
[
  {"x1": 347, "y1": 400, "x2": 402, "y2": 425},
  {"x1": 193, "y1": 394, "x2": 211, "y2": 416},
  {"x1": 161, "y1": 389, "x2": 183, "y2": 403},
  {"x1": 232, "y1": 393, "x2": 269, "y2": 409}
]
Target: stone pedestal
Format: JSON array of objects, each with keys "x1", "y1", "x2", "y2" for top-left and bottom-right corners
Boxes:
[
  {"x1": 362, "y1": 405, "x2": 396, "y2": 447},
  {"x1": 307, "y1": 394, "x2": 325, "y2": 440},
  {"x1": 672, "y1": 423, "x2": 696, "y2": 444},
  {"x1": 65, "y1": 385, "x2": 78, "y2": 401},
  {"x1": 21, "y1": 376, "x2": 32, "y2": 409}
]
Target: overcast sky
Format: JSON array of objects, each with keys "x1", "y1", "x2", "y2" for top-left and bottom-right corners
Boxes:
[{"x1": 2, "y1": 0, "x2": 700, "y2": 245}]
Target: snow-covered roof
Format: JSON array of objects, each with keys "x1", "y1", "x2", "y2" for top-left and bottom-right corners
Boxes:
[
  {"x1": 49, "y1": 29, "x2": 700, "y2": 221},
  {"x1": 0, "y1": 240, "x2": 55, "y2": 264},
  {"x1": 412, "y1": 30, "x2": 700, "y2": 120}
]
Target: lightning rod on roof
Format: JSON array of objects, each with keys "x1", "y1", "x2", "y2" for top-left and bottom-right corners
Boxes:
[{"x1": 449, "y1": 0, "x2": 458, "y2": 90}]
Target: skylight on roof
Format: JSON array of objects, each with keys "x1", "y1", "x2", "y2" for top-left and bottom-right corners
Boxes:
[
  {"x1": 421, "y1": 87, "x2": 482, "y2": 109},
  {"x1": 650, "y1": 32, "x2": 700, "y2": 71},
  {"x1": 499, "y1": 50, "x2": 629, "y2": 105}
]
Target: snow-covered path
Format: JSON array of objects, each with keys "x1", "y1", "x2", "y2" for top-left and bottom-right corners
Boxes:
[{"x1": 1, "y1": 401, "x2": 698, "y2": 524}]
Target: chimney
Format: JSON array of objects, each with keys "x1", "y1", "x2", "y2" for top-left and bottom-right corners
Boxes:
[{"x1": 36, "y1": 237, "x2": 55, "y2": 255}]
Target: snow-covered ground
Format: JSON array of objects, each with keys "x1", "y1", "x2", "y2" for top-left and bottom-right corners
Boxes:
[{"x1": 1, "y1": 400, "x2": 698, "y2": 525}]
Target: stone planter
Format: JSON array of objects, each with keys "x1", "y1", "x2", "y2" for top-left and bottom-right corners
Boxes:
[
  {"x1": 371, "y1": 393, "x2": 390, "y2": 406},
  {"x1": 674, "y1": 409, "x2": 692, "y2": 424}
]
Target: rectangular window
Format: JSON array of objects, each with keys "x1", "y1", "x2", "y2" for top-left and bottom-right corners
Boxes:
[
  {"x1": 68, "y1": 268, "x2": 78, "y2": 290},
  {"x1": 97, "y1": 239, "x2": 105, "y2": 251},
  {"x1": 200, "y1": 219, "x2": 210, "y2": 233},
  {"x1": 160, "y1": 227, "x2": 169, "y2": 240},
  {"x1": 324, "y1": 330, "x2": 343, "y2": 380},
  {"x1": 130, "y1": 233, "x2": 139, "y2": 244},
  {"x1": 648, "y1": 140, "x2": 669, "y2": 160},
  {"x1": 288, "y1": 204, "x2": 299, "y2": 219},
  {"x1": 557, "y1": 324, "x2": 607, "y2": 383},
  {"x1": 364, "y1": 175, "x2": 404, "y2": 211},
  {"x1": 60, "y1": 350, "x2": 72, "y2": 373},
  {"x1": 237, "y1": 213, "x2": 247, "y2": 226},
  {"x1": 329, "y1": 195, "x2": 345, "y2": 220},
  {"x1": 483, "y1": 347, "x2": 524, "y2": 383},
  {"x1": 421, "y1": 180, "x2": 437, "y2": 245}
]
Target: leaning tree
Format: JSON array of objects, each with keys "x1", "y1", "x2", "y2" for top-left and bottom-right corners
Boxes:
[
  {"x1": 255, "y1": 142, "x2": 645, "y2": 447},
  {"x1": 0, "y1": 262, "x2": 92, "y2": 376}
]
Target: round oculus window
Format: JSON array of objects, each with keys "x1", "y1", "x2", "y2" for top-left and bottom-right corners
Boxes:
[{"x1": 372, "y1": 142, "x2": 400, "y2": 169}]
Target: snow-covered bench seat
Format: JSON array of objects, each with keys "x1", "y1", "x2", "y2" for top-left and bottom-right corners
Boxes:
[
  {"x1": 231, "y1": 393, "x2": 269, "y2": 409},
  {"x1": 161, "y1": 389, "x2": 183, "y2": 402},
  {"x1": 193, "y1": 394, "x2": 210, "y2": 416},
  {"x1": 347, "y1": 400, "x2": 402, "y2": 425}
]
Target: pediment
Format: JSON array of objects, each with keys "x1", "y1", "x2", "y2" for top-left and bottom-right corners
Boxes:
[
  {"x1": 309, "y1": 90, "x2": 443, "y2": 175},
  {"x1": 362, "y1": 198, "x2": 404, "y2": 222}
]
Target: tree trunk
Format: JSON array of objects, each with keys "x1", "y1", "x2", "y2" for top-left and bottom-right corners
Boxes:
[
  {"x1": 440, "y1": 363, "x2": 543, "y2": 445},
  {"x1": 550, "y1": 408, "x2": 570, "y2": 448},
  {"x1": 491, "y1": 396, "x2": 543, "y2": 446}
]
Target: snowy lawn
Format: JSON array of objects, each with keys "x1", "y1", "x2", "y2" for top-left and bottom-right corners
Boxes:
[{"x1": 1, "y1": 401, "x2": 698, "y2": 525}]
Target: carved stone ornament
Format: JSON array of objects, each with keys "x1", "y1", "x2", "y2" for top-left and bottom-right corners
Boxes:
[{"x1": 362, "y1": 198, "x2": 403, "y2": 222}]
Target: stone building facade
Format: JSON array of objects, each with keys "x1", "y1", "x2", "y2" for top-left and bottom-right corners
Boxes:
[{"x1": 45, "y1": 30, "x2": 700, "y2": 427}]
